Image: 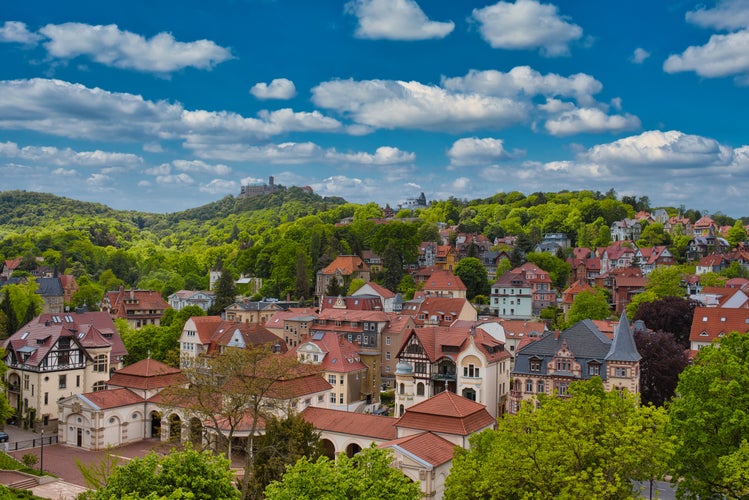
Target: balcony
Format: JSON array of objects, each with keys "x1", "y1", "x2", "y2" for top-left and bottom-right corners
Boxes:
[
  {"x1": 431, "y1": 372, "x2": 456, "y2": 382},
  {"x1": 6, "y1": 384, "x2": 20, "y2": 393}
]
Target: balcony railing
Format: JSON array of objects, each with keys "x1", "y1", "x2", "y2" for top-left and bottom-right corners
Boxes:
[{"x1": 431, "y1": 373, "x2": 456, "y2": 382}]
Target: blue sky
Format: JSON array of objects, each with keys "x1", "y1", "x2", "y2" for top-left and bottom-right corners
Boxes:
[{"x1": 2, "y1": 0, "x2": 749, "y2": 216}]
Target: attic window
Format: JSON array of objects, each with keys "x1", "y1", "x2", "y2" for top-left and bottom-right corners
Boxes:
[
  {"x1": 699, "y1": 332, "x2": 709, "y2": 336},
  {"x1": 702, "y1": 316, "x2": 708, "y2": 322},
  {"x1": 21, "y1": 332, "x2": 29, "y2": 339},
  {"x1": 78, "y1": 332, "x2": 85, "y2": 339},
  {"x1": 720, "y1": 317, "x2": 726, "y2": 322}
]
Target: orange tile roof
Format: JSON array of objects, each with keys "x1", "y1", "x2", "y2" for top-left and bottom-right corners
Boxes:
[
  {"x1": 189, "y1": 316, "x2": 224, "y2": 344},
  {"x1": 79, "y1": 388, "x2": 144, "y2": 409},
  {"x1": 423, "y1": 270, "x2": 467, "y2": 292},
  {"x1": 689, "y1": 307, "x2": 749, "y2": 344},
  {"x1": 381, "y1": 431, "x2": 456, "y2": 467},
  {"x1": 301, "y1": 407, "x2": 396, "y2": 440},
  {"x1": 108, "y1": 358, "x2": 187, "y2": 391},
  {"x1": 395, "y1": 391, "x2": 495, "y2": 436},
  {"x1": 320, "y1": 255, "x2": 369, "y2": 275},
  {"x1": 292, "y1": 332, "x2": 367, "y2": 373}
]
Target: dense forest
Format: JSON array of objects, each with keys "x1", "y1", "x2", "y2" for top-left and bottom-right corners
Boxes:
[{"x1": 0, "y1": 187, "x2": 745, "y2": 308}]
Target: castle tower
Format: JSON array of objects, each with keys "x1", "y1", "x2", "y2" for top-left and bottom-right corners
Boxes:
[
  {"x1": 605, "y1": 313, "x2": 642, "y2": 395},
  {"x1": 394, "y1": 360, "x2": 415, "y2": 417}
]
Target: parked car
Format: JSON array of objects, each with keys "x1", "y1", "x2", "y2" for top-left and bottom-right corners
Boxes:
[{"x1": 0, "y1": 431, "x2": 9, "y2": 443}]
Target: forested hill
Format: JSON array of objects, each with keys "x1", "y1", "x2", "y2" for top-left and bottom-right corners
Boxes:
[{"x1": 0, "y1": 188, "x2": 349, "y2": 241}]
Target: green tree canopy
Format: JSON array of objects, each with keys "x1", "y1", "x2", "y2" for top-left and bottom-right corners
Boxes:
[
  {"x1": 80, "y1": 446, "x2": 238, "y2": 500},
  {"x1": 667, "y1": 332, "x2": 749, "y2": 499},
  {"x1": 445, "y1": 377, "x2": 674, "y2": 499},
  {"x1": 454, "y1": 257, "x2": 489, "y2": 300},
  {"x1": 566, "y1": 289, "x2": 610, "y2": 325},
  {"x1": 264, "y1": 445, "x2": 420, "y2": 500}
]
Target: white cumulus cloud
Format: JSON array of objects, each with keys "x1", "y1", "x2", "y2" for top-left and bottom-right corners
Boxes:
[
  {"x1": 631, "y1": 48, "x2": 650, "y2": 63},
  {"x1": 0, "y1": 21, "x2": 42, "y2": 44},
  {"x1": 470, "y1": 0, "x2": 583, "y2": 56},
  {"x1": 312, "y1": 78, "x2": 529, "y2": 132},
  {"x1": 664, "y1": 30, "x2": 749, "y2": 80},
  {"x1": 345, "y1": 0, "x2": 454, "y2": 40},
  {"x1": 200, "y1": 179, "x2": 238, "y2": 194},
  {"x1": 250, "y1": 78, "x2": 297, "y2": 100},
  {"x1": 38, "y1": 22, "x2": 233, "y2": 74},
  {"x1": 447, "y1": 137, "x2": 515, "y2": 167},
  {"x1": 545, "y1": 107, "x2": 641, "y2": 136}
]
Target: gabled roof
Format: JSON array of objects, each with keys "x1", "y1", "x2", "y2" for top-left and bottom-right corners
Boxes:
[
  {"x1": 381, "y1": 431, "x2": 456, "y2": 468},
  {"x1": 3, "y1": 311, "x2": 125, "y2": 367},
  {"x1": 395, "y1": 391, "x2": 495, "y2": 436},
  {"x1": 208, "y1": 322, "x2": 285, "y2": 355},
  {"x1": 423, "y1": 270, "x2": 466, "y2": 292},
  {"x1": 189, "y1": 316, "x2": 224, "y2": 344},
  {"x1": 293, "y1": 332, "x2": 367, "y2": 373},
  {"x1": 399, "y1": 325, "x2": 509, "y2": 364},
  {"x1": 264, "y1": 307, "x2": 318, "y2": 330},
  {"x1": 35, "y1": 277, "x2": 63, "y2": 296},
  {"x1": 301, "y1": 407, "x2": 396, "y2": 440},
  {"x1": 320, "y1": 255, "x2": 369, "y2": 275},
  {"x1": 689, "y1": 307, "x2": 749, "y2": 344},
  {"x1": 353, "y1": 281, "x2": 396, "y2": 299}
]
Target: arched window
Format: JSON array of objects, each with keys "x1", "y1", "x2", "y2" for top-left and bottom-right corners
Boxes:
[
  {"x1": 416, "y1": 382, "x2": 425, "y2": 396},
  {"x1": 399, "y1": 404, "x2": 405, "y2": 416},
  {"x1": 399, "y1": 383, "x2": 405, "y2": 395}
]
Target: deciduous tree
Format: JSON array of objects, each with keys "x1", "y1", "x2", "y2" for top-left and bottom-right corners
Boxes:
[
  {"x1": 633, "y1": 329, "x2": 689, "y2": 406},
  {"x1": 454, "y1": 257, "x2": 489, "y2": 300},
  {"x1": 78, "y1": 446, "x2": 238, "y2": 500},
  {"x1": 264, "y1": 445, "x2": 420, "y2": 500},
  {"x1": 667, "y1": 332, "x2": 749, "y2": 499},
  {"x1": 566, "y1": 289, "x2": 610, "y2": 325},
  {"x1": 445, "y1": 378, "x2": 674, "y2": 499},
  {"x1": 633, "y1": 296, "x2": 699, "y2": 347}
]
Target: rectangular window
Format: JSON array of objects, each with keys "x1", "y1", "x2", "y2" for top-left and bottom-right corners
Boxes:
[
  {"x1": 23, "y1": 375, "x2": 29, "y2": 390},
  {"x1": 588, "y1": 364, "x2": 600, "y2": 376},
  {"x1": 385, "y1": 352, "x2": 390, "y2": 361},
  {"x1": 59, "y1": 374, "x2": 67, "y2": 389},
  {"x1": 44, "y1": 392, "x2": 48, "y2": 405},
  {"x1": 339, "y1": 394, "x2": 343, "y2": 404},
  {"x1": 529, "y1": 360, "x2": 541, "y2": 372},
  {"x1": 328, "y1": 375, "x2": 336, "y2": 384},
  {"x1": 330, "y1": 393, "x2": 337, "y2": 404},
  {"x1": 340, "y1": 377, "x2": 344, "y2": 385},
  {"x1": 615, "y1": 367, "x2": 628, "y2": 377},
  {"x1": 525, "y1": 380, "x2": 533, "y2": 393},
  {"x1": 76, "y1": 375, "x2": 80, "y2": 387},
  {"x1": 386, "y1": 337, "x2": 391, "y2": 346},
  {"x1": 463, "y1": 364, "x2": 480, "y2": 378},
  {"x1": 318, "y1": 395, "x2": 324, "y2": 403}
]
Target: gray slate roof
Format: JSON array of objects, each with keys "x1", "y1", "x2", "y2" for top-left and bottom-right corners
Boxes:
[{"x1": 605, "y1": 314, "x2": 642, "y2": 362}]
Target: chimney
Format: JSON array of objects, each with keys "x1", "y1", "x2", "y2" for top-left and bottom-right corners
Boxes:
[
  {"x1": 130, "y1": 287, "x2": 135, "y2": 300},
  {"x1": 554, "y1": 329, "x2": 561, "y2": 340}
]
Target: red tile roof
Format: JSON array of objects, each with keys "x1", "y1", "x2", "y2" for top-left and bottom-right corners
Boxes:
[
  {"x1": 689, "y1": 307, "x2": 749, "y2": 344},
  {"x1": 79, "y1": 388, "x2": 144, "y2": 409},
  {"x1": 423, "y1": 270, "x2": 467, "y2": 292},
  {"x1": 320, "y1": 255, "x2": 369, "y2": 275},
  {"x1": 292, "y1": 332, "x2": 367, "y2": 373},
  {"x1": 395, "y1": 391, "x2": 495, "y2": 436},
  {"x1": 381, "y1": 431, "x2": 456, "y2": 467},
  {"x1": 301, "y1": 407, "x2": 397, "y2": 440},
  {"x1": 108, "y1": 358, "x2": 187, "y2": 391}
]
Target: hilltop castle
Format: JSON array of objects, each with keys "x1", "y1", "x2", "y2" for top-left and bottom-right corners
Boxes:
[{"x1": 239, "y1": 176, "x2": 278, "y2": 198}]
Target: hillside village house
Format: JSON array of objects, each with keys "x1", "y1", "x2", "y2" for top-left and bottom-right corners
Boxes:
[
  {"x1": 315, "y1": 255, "x2": 370, "y2": 299},
  {"x1": 509, "y1": 315, "x2": 641, "y2": 413},
  {"x1": 178, "y1": 316, "x2": 284, "y2": 369},
  {"x1": 263, "y1": 307, "x2": 318, "y2": 348},
  {"x1": 420, "y1": 269, "x2": 467, "y2": 299},
  {"x1": 401, "y1": 297, "x2": 478, "y2": 327},
  {"x1": 3, "y1": 311, "x2": 127, "y2": 432},
  {"x1": 167, "y1": 290, "x2": 215, "y2": 312},
  {"x1": 101, "y1": 286, "x2": 170, "y2": 329},
  {"x1": 293, "y1": 332, "x2": 369, "y2": 411},
  {"x1": 224, "y1": 299, "x2": 285, "y2": 324},
  {"x1": 394, "y1": 324, "x2": 511, "y2": 418},
  {"x1": 490, "y1": 271, "x2": 533, "y2": 319}
]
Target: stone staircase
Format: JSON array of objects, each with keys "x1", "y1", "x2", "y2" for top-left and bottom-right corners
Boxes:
[{"x1": 9, "y1": 477, "x2": 38, "y2": 490}]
